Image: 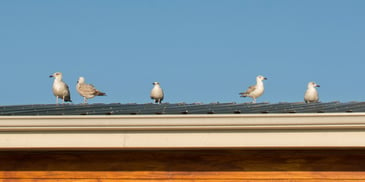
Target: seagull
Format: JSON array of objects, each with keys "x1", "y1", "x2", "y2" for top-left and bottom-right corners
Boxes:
[
  {"x1": 239, "y1": 75, "x2": 267, "y2": 103},
  {"x1": 49, "y1": 72, "x2": 72, "y2": 104},
  {"x1": 76, "y1": 77, "x2": 106, "y2": 104},
  {"x1": 304, "y1": 81, "x2": 320, "y2": 103},
  {"x1": 150, "y1": 82, "x2": 164, "y2": 104}
]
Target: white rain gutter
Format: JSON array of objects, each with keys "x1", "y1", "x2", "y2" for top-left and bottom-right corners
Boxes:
[{"x1": 0, "y1": 113, "x2": 365, "y2": 149}]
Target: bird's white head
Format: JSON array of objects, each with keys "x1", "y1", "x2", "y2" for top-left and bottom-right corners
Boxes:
[
  {"x1": 257, "y1": 75, "x2": 268, "y2": 81},
  {"x1": 78, "y1": 77, "x2": 85, "y2": 84},
  {"x1": 308, "y1": 82, "x2": 320, "y2": 88},
  {"x1": 49, "y1": 72, "x2": 63, "y2": 79}
]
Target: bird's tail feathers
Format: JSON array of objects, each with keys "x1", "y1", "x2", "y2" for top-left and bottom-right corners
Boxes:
[
  {"x1": 96, "y1": 91, "x2": 106, "y2": 96},
  {"x1": 64, "y1": 98, "x2": 72, "y2": 102}
]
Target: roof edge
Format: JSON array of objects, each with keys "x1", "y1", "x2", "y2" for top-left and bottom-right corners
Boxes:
[{"x1": 1, "y1": 113, "x2": 365, "y2": 149}]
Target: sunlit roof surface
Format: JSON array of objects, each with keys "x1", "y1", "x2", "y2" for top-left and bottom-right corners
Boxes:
[{"x1": 0, "y1": 102, "x2": 364, "y2": 116}]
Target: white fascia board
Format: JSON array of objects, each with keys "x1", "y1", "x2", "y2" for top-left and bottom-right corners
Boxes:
[{"x1": 0, "y1": 113, "x2": 365, "y2": 149}]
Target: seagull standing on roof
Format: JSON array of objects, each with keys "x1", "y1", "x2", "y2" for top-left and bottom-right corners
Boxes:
[
  {"x1": 49, "y1": 72, "x2": 72, "y2": 104},
  {"x1": 150, "y1": 82, "x2": 164, "y2": 104},
  {"x1": 239, "y1": 75, "x2": 267, "y2": 103},
  {"x1": 76, "y1": 77, "x2": 106, "y2": 104},
  {"x1": 304, "y1": 81, "x2": 320, "y2": 103}
]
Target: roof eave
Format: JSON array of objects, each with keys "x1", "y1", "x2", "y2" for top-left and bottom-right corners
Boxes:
[{"x1": 1, "y1": 113, "x2": 365, "y2": 150}]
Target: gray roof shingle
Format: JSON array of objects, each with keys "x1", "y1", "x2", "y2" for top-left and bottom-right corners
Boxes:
[{"x1": 1, "y1": 102, "x2": 365, "y2": 116}]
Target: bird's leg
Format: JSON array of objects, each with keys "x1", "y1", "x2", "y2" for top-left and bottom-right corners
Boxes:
[
  {"x1": 84, "y1": 97, "x2": 88, "y2": 104},
  {"x1": 252, "y1": 98, "x2": 256, "y2": 104},
  {"x1": 56, "y1": 96, "x2": 59, "y2": 105}
]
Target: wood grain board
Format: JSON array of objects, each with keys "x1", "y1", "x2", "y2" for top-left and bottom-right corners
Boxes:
[{"x1": 0, "y1": 149, "x2": 365, "y2": 181}]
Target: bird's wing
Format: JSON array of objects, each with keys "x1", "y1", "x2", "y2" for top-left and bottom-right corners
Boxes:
[
  {"x1": 65, "y1": 83, "x2": 70, "y2": 92},
  {"x1": 63, "y1": 83, "x2": 72, "y2": 101},
  {"x1": 78, "y1": 83, "x2": 98, "y2": 95},
  {"x1": 244, "y1": 85, "x2": 257, "y2": 94},
  {"x1": 240, "y1": 85, "x2": 257, "y2": 97}
]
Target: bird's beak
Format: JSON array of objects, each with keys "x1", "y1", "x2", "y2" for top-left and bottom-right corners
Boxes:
[
  {"x1": 49, "y1": 75, "x2": 54, "y2": 78},
  {"x1": 264, "y1": 77, "x2": 268, "y2": 80},
  {"x1": 316, "y1": 85, "x2": 320, "y2": 87}
]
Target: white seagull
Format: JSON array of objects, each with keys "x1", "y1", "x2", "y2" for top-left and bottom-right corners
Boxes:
[
  {"x1": 304, "y1": 81, "x2": 320, "y2": 103},
  {"x1": 49, "y1": 72, "x2": 72, "y2": 104},
  {"x1": 240, "y1": 75, "x2": 267, "y2": 103},
  {"x1": 150, "y1": 82, "x2": 164, "y2": 104},
  {"x1": 76, "y1": 77, "x2": 106, "y2": 104}
]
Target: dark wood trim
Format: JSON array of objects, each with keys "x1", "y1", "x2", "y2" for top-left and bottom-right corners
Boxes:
[{"x1": 1, "y1": 150, "x2": 365, "y2": 181}]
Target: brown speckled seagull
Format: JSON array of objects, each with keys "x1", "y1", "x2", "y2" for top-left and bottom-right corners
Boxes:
[{"x1": 76, "y1": 77, "x2": 106, "y2": 104}]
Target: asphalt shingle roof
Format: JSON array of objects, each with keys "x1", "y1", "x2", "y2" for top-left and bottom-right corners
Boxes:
[{"x1": 1, "y1": 102, "x2": 365, "y2": 116}]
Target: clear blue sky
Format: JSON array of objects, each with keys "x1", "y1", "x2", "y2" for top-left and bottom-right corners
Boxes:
[{"x1": 1, "y1": 1, "x2": 364, "y2": 105}]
